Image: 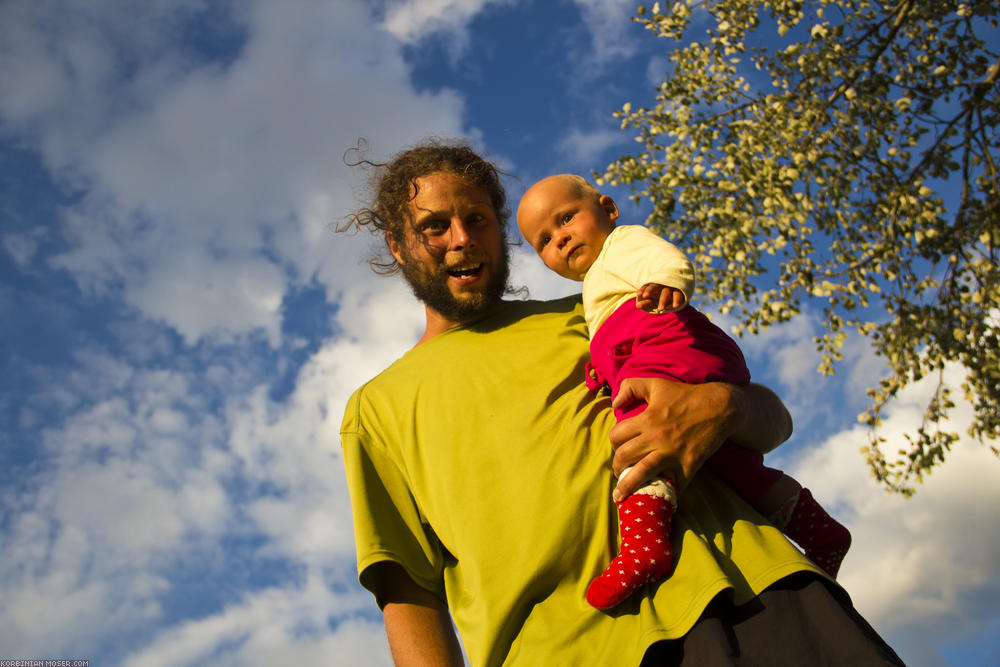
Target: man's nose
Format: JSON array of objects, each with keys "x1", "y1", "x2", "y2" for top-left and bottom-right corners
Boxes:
[{"x1": 449, "y1": 219, "x2": 476, "y2": 249}]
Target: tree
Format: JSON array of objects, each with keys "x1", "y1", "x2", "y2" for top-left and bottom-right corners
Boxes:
[{"x1": 601, "y1": 0, "x2": 999, "y2": 494}]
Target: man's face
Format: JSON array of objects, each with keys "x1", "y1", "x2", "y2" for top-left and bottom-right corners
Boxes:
[
  {"x1": 517, "y1": 176, "x2": 617, "y2": 281},
  {"x1": 391, "y1": 171, "x2": 509, "y2": 322}
]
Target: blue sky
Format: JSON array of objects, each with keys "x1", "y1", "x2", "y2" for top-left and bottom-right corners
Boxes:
[{"x1": 1, "y1": 1, "x2": 997, "y2": 665}]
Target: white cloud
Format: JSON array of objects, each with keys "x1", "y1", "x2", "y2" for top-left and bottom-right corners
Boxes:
[
  {"x1": 728, "y1": 312, "x2": 999, "y2": 665},
  {"x1": 53, "y1": 460, "x2": 228, "y2": 558},
  {"x1": 120, "y1": 572, "x2": 389, "y2": 667},
  {"x1": 728, "y1": 307, "x2": 893, "y2": 446},
  {"x1": 556, "y1": 127, "x2": 626, "y2": 166},
  {"x1": 0, "y1": 239, "x2": 428, "y2": 665},
  {"x1": 644, "y1": 54, "x2": 670, "y2": 88},
  {"x1": 2, "y1": 0, "x2": 470, "y2": 347},
  {"x1": 333, "y1": 280, "x2": 427, "y2": 347},
  {"x1": 0, "y1": 279, "x2": 425, "y2": 662},
  {"x1": 508, "y1": 245, "x2": 580, "y2": 302},
  {"x1": 123, "y1": 247, "x2": 287, "y2": 347},
  {"x1": 0, "y1": 357, "x2": 233, "y2": 655},
  {"x1": 224, "y1": 280, "x2": 426, "y2": 559},
  {"x1": 781, "y1": 363, "x2": 1000, "y2": 667},
  {"x1": 2, "y1": 230, "x2": 44, "y2": 268},
  {"x1": 570, "y1": 0, "x2": 644, "y2": 62},
  {"x1": 381, "y1": 0, "x2": 514, "y2": 50},
  {"x1": 380, "y1": 0, "x2": 639, "y2": 66},
  {"x1": 136, "y1": 284, "x2": 427, "y2": 664},
  {"x1": 0, "y1": 1, "x2": 482, "y2": 659},
  {"x1": 733, "y1": 309, "x2": 823, "y2": 390}
]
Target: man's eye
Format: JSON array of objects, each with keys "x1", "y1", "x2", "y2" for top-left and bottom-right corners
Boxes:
[
  {"x1": 468, "y1": 213, "x2": 485, "y2": 225},
  {"x1": 422, "y1": 221, "x2": 447, "y2": 234}
]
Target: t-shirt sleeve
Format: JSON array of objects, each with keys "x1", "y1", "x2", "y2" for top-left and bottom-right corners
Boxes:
[{"x1": 341, "y1": 390, "x2": 447, "y2": 606}]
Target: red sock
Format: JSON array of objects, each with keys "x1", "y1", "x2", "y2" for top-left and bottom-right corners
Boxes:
[
  {"x1": 586, "y1": 489, "x2": 675, "y2": 610},
  {"x1": 782, "y1": 488, "x2": 852, "y2": 578}
]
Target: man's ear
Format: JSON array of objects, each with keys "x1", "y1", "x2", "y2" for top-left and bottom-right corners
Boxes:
[
  {"x1": 387, "y1": 232, "x2": 405, "y2": 265},
  {"x1": 599, "y1": 195, "x2": 620, "y2": 224}
]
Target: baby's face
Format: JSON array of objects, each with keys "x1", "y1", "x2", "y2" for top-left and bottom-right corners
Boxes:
[{"x1": 517, "y1": 177, "x2": 618, "y2": 281}]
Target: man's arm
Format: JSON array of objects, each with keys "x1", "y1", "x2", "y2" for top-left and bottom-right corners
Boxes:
[
  {"x1": 608, "y1": 378, "x2": 792, "y2": 500},
  {"x1": 721, "y1": 381, "x2": 793, "y2": 451},
  {"x1": 370, "y1": 562, "x2": 465, "y2": 667}
]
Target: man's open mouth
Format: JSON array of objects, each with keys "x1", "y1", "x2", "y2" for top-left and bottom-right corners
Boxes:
[{"x1": 447, "y1": 262, "x2": 483, "y2": 279}]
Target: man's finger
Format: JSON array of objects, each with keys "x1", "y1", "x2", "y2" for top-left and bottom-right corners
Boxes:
[
  {"x1": 610, "y1": 381, "x2": 641, "y2": 412},
  {"x1": 613, "y1": 454, "x2": 683, "y2": 500},
  {"x1": 613, "y1": 458, "x2": 655, "y2": 501}
]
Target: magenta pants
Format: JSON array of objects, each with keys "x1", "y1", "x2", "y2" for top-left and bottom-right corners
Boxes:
[{"x1": 587, "y1": 301, "x2": 783, "y2": 502}]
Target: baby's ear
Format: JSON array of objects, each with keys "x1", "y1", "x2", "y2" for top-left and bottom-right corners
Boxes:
[{"x1": 599, "y1": 194, "x2": 620, "y2": 223}]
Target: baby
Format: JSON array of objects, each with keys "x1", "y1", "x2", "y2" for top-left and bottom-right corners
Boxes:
[{"x1": 517, "y1": 174, "x2": 851, "y2": 610}]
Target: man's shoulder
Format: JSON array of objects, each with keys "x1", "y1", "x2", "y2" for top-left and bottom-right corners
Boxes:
[
  {"x1": 344, "y1": 348, "x2": 416, "y2": 406},
  {"x1": 341, "y1": 295, "x2": 588, "y2": 436},
  {"x1": 501, "y1": 295, "x2": 583, "y2": 318},
  {"x1": 474, "y1": 296, "x2": 586, "y2": 336},
  {"x1": 346, "y1": 296, "x2": 585, "y2": 398}
]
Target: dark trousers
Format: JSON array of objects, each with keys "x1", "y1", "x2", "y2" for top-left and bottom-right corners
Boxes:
[{"x1": 640, "y1": 574, "x2": 906, "y2": 666}]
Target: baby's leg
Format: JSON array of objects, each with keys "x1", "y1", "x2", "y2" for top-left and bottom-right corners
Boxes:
[
  {"x1": 586, "y1": 469, "x2": 677, "y2": 610},
  {"x1": 709, "y1": 445, "x2": 851, "y2": 578},
  {"x1": 771, "y1": 481, "x2": 852, "y2": 578}
]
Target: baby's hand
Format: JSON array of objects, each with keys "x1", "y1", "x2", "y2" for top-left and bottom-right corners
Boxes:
[{"x1": 636, "y1": 283, "x2": 686, "y2": 313}]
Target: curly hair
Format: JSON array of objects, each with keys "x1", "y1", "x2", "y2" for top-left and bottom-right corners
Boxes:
[{"x1": 341, "y1": 138, "x2": 511, "y2": 275}]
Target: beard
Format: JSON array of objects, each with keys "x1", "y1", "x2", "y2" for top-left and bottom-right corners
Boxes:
[{"x1": 398, "y1": 237, "x2": 511, "y2": 322}]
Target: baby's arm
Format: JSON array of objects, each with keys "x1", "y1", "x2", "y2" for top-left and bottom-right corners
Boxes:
[{"x1": 636, "y1": 282, "x2": 687, "y2": 314}]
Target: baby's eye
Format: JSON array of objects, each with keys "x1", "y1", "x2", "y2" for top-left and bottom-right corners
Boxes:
[
  {"x1": 540, "y1": 235, "x2": 551, "y2": 248},
  {"x1": 561, "y1": 214, "x2": 573, "y2": 224}
]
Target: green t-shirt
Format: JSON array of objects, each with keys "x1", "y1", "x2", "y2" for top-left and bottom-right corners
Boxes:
[{"x1": 340, "y1": 296, "x2": 819, "y2": 667}]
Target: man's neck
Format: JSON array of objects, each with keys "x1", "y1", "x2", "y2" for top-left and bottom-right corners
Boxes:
[{"x1": 415, "y1": 301, "x2": 504, "y2": 346}]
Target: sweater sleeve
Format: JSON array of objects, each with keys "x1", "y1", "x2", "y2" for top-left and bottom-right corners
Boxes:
[{"x1": 602, "y1": 225, "x2": 696, "y2": 302}]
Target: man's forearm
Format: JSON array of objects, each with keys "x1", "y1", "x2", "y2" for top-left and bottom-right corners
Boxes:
[
  {"x1": 608, "y1": 378, "x2": 793, "y2": 497},
  {"x1": 373, "y1": 562, "x2": 464, "y2": 666},
  {"x1": 384, "y1": 599, "x2": 464, "y2": 667},
  {"x1": 725, "y1": 382, "x2": 793, "y2": 453}
]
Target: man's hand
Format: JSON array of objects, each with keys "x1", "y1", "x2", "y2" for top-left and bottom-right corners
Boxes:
[
  {"x1": 608, "y1": 378, "x2": 792, "y2": 501},
  {"x1": 609, "y1": 378, "x2": 736, "y2": 500},
  {"x1": 636, "y1": 283, "x2": 686, "y2": 313}
]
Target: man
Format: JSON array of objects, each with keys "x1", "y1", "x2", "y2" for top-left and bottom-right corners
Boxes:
[{"x1": 339, "y1": 140, "x2": 903, "y2": 666}]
